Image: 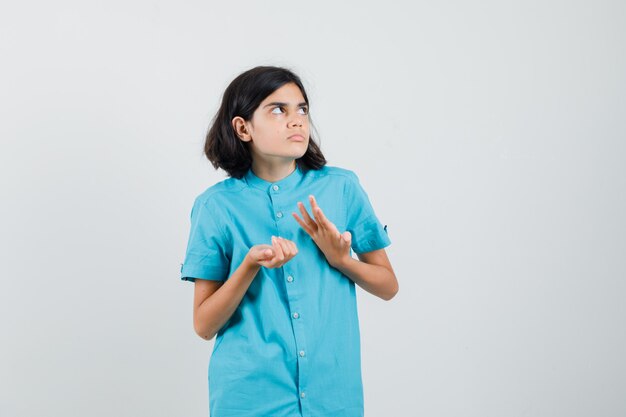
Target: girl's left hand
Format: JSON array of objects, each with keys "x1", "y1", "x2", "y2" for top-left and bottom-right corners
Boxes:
[{"x1": 292, "y1": 195, "x2": 352, "y2": 269}]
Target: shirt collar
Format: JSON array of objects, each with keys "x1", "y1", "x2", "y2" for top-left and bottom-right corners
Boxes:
[{"x1": 244, "y1": 163, "x2": 304, "y2": 192}]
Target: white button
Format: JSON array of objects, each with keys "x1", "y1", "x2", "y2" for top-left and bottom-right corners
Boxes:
[
  {"x1": 299, "y1": 350, "x2": 305, "y2": 357},
  {"x1": 272, "y1": 185, "x2": 279, "y2": 191},
  {"x1": 287, "y1": 276, "x2": 294, "y2": 282},
  {"x1": 300, "y1": 392, "x2": 306, "y2": 398},
  {"x1": 292, "y1": 312, "x2": 299, "y2": 319},
  {"x1": 276, "y1": 211, "x2": 283, "y2": 218}
]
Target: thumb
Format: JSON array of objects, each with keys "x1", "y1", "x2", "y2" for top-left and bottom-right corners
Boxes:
[
  {"x1": 342, "y1": 231, "x2": 352, "y2": 244},
  {"x1": 252, "y1": 247, "x2": 274, "y2": 261}
]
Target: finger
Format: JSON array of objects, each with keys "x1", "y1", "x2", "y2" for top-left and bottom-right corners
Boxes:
[
  {"x1": 253, "y1": 244, "x2": 273, "y2": 259},
  {"x1": 339, "y1": 234, "x2": 349, "y2": 248},
  {"x1": 298, "y1": 201, "x2": 316, "y2": 228},
  {"x1": 309, "y1": 195, "x2": 332, "y2": 232},
  {"x1": 308, "y1": 196, "x2": 325, "y2": 230},
  {"x1": 286, "y1": 239, "x2": 298, "y2": 257},
  {"x1": 276, "y1": 238, "x2": 292, "y2": 266},
  {"x1": 292, "y1": 212, "x2": 314, "y2": 235},
  {"x1": 277, "y1": 237, "x2": 291, "y2": 257},
  {"x1": 257, "y1": 246, "x2": 274, "y2": 267},
  {"x1": 272, "y1": 236, "x2": 285, "y2": 262},
  {"x1": 308, "y1": 194, "x2": 319, "y2": 212},
  {"x1": 310, "y1": 196, "x2": 334, "y2": 232}
]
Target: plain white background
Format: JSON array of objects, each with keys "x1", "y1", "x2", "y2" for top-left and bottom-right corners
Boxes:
[{"x1": 1, "y1": 1, "x2": 625, "y2": 416}]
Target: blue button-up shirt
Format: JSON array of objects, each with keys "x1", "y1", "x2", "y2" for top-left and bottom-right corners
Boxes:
[{"x1": 180, "y1": 164, "x2": 391, "y2": 417}]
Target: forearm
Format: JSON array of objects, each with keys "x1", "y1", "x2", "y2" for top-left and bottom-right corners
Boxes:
[
  {"x1": 194, "y1": 256, "x2": 260, "y2": 340},
  {"x1": 334, "y1": 256, "x2": 398, "y2": 301}
]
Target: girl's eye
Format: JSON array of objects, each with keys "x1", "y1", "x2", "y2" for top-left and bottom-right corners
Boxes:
[{"x1": 271, "y1": 106, "x2": 309, "y2": 115}]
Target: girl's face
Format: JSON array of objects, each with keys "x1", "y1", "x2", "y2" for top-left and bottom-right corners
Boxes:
[{"x1": 234, "y1": 82, "x2": 310, "y2": 166}]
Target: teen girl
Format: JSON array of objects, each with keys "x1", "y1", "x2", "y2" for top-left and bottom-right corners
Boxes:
[{"x1": 180, "y1": 65, "x2": 398, "y2": 417}]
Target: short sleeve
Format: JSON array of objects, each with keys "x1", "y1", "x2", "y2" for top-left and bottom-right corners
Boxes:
[
  {"x1": 344, "y1": 171, "x2": 391, "y2": 254},
  {"x1": 180, "y1": 196, "x2": 231, "y2": 282}
]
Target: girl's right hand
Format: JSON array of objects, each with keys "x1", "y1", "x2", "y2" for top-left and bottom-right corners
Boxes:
[{"x1": 245, "y1": 236, "x2": 298, "y2": 269}]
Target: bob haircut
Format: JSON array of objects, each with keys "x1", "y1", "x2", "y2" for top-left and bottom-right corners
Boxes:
[{"x1": 204, "y1": 66, "x2": 327, "y2": 179}]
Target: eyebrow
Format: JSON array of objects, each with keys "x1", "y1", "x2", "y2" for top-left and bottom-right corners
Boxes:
[{"x1": 263, "y1": 102, "x2": 308, "y2": 108}]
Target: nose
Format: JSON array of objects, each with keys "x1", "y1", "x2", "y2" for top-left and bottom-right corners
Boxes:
[{"x1": 290, "y1": 115, "x2": 305, "y2": 127}]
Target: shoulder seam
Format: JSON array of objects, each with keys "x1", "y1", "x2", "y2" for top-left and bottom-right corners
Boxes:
[
  {"x1": 317, "y1": 166, "x2": 358, "y2": 182},
  {"x1": 194, "y1": 190, "x2": 238, "y2": 248},
  {"x1": 196, "y1": 182, "x2": 248, "y2": 204}
]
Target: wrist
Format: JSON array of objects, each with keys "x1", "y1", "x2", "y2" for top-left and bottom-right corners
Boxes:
[
  {"x1": 331, "y1": 254, "x2": 354, "y2": 270},
  {"x1": 243, "y1": 253, "x2": 262, "y2": 271}
]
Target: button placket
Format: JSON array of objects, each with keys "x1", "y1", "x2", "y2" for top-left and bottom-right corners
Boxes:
[
  {"x1": 270, "y1": 184, "x2": 285, "y2": 220},
  {"x1": 268, "y1": 181, "x2": 310, "y2": 403}
]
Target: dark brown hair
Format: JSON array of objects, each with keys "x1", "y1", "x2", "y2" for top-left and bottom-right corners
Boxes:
[{"x1": 204, "y1": 66, "x2": 327, "y2": 179}]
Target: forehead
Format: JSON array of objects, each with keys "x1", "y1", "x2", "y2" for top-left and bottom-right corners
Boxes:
[{"x1": 261, "y1": 82, "x2": 305, "y2": 104}]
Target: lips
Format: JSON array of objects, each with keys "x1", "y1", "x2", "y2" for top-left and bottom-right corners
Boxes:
[{"x1": 288, "y1": 135, "x2": 305, "y2": 142}]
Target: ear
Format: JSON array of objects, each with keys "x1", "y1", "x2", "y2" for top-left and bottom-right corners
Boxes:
[{"x1": 232, "y1": 116, "x2": 252, "y2": 142}]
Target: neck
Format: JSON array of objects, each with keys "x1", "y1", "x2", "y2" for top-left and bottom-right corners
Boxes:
[{"x1": 251, "y1": 159, "x2": 297, "y2": 183}]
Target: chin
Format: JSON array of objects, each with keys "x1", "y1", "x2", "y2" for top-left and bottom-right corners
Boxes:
[
  {"x1": 288, "y1": 147, "x2": 308, "y2": 158},
  {"x1": 295, "y1": 149, "x2": 308, "y2": 158}
]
